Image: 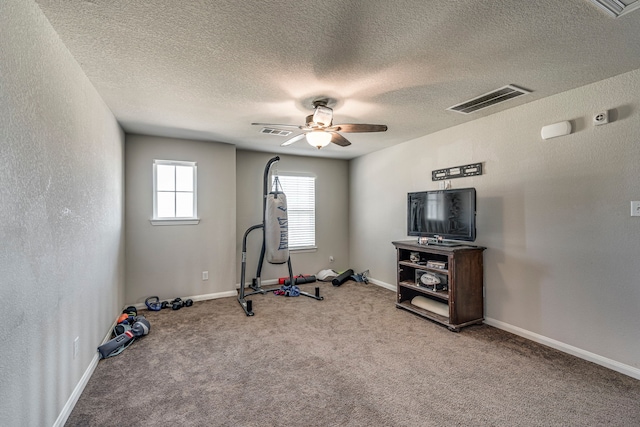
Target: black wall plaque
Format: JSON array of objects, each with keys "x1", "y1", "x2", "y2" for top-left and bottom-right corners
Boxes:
[{"x1": 432, "y1": 163, "x2": 483, "y2": 181}]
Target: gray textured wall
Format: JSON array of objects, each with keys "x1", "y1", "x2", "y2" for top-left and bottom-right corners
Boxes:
[
  {"x1": 350, "y1": 68, "x2": 640, "y2": 372},
  {"x1": 125, "y1": 135, "x2": 236, "y2": 304},
  {"x1": 0, "y1": 1, "x2": 125, "y2": 426},
  {"x1": 236, "y1": 151, "x2": 350, "y2": 285}
]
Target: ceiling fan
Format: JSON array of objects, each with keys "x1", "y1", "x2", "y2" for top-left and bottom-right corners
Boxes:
[{"x1": 252, "y1": 99, "x2": 388, "y2": 149}]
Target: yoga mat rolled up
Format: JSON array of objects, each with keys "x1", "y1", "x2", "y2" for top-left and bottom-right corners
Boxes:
[
  {"x1": 332, "y1": 269, "x2": 354, "y2": 287},
  {"x1": 283, "y1": 275, "x2": 317, "y2": 286},
  {"x1": 411, "y1": 296, "x2": 449, "y2": 317}
]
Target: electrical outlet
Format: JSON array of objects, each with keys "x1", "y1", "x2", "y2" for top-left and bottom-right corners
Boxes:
[
  {"x1": 631, "y1": 201, "x2": 640, "y2": 217},
  {"x1": 202, "y1": 271, "x2": 209, "y2": 280},
  {"x1": 73, "y1": 337, "x2": 79, "y2": 360},
  {"x1": 329, "y1": 256, "x2": 334, "y2": 263}
]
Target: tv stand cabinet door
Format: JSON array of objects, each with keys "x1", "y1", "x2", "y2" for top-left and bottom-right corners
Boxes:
[{"x1": 449, "y1": 250, "x2": 484, "y2": 326}]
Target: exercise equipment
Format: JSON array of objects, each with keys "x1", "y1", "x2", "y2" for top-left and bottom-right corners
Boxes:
[
  {"x1": 265, "y1": 176, "x2": 289, "y2": 264},
  {"x1": 98, "y1": 316, "x2": 150, "y2": 359},
  {"x1": 282, "y1": 275, "x2": 317, "y2": 286},
  {"x1": 317, "y1": 269, "x2": 339, "y2": 281},
  {"x1": 238, "y1": 156, "x2": 323, "y2": 315},
  {"x1": 351, "y1": 269, "x2": 370, "y2": 284},
  {"x1": 332, "y1": 269, "x2": 354, "y2": 287},
  {"x1": 113, "y1": 322, "x2": 131, "y2": 336},
  {"x1": 123, "y1": 306, "x2": 137, "y2": 316},
  {"x1": 116, "y1": 313, "x2": 130, "y2": 324},
  {"x1": 164, "y1": 297, "x2": 194, "y2": 310},
  {"x1": 145, "y1": 296, "x2": 163, "y2": 311}
]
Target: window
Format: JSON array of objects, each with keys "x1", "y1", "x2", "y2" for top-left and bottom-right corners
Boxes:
[
  {"x1": 274, "y1": 174, "x2": 316, "y2": 250},
  {"x1": 152, "y1": 160, "x2": 198, "y2": 225}
]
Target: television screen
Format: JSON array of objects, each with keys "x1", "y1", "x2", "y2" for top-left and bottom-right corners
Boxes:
[{"x1": 407, "y1": 188, "x2": 476, "y2": 242}]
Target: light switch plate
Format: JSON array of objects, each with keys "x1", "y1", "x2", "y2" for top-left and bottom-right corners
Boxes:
[{"x1": 631, "y1": 201, "x2": 640, "y2": 217}]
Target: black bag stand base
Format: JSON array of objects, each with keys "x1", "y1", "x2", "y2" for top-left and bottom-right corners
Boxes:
[{"x1": 238, "y1": 278, "x2": 323, "y2": 317}]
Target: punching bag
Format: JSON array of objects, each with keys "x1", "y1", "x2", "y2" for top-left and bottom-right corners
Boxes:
[{"x1": 265, "y1": 179, "x2": 289, "y2": 264}]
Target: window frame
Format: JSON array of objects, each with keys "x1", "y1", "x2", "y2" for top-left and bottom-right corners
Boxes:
[
  {"x1": 273, "y1": 172, "x2": 317, "y2": 251},
  {"x1": 151, "y1": 159, "x2": 199, "y2": 226}
]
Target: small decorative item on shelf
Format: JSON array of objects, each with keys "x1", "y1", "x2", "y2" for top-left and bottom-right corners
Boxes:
[
  {"x1": 409, "y1": 252, "x2": 420, "y2": 263},
  {"x1": 426, "y1": 260, "x2": 447, "y2": 269},
  {"x1": 416, "y1": 270, "x2": 440, "y2": 285},
  {"x1": 416, "y1": 269, "x2": 448, "y2": 291}
]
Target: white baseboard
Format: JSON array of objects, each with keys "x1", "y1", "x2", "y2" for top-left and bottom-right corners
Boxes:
[
  {"x1": 53, "y1": 354, "x2": 100, "y2": 427},
  {"x1": 185, "y1": 290, "x2": 238, "y2": 302},
  {"x1": 55, "y1": 289, "x2": 238, "y2": 425},
  {"x1": 367, "y1": 279, "x2": 639, "y2": 380},
  {"x1": 250, "y1": 277, "x2": 394, "y2": 291},
  {"x1": 368, "y1": 277, "x2": 397, "y2": 292},
  {"x1": 131, "y1": 289, "x2": 239, "y2": 311},
  {"x1": 484, "y1": 317, "x2": 640, "y2": 380},
  {"x1": 53, "y1": 318, "x2": 117, "y2": 427},
  {"x1": 57, "y1": 284, "x2": 637, "y2": 427}
]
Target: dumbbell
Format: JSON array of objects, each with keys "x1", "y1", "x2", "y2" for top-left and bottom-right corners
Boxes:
[{"x1": 162, "y1": 298, "x2": 194, "y2": 310}]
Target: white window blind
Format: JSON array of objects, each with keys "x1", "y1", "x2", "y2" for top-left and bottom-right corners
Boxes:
[{"x1": 275, "y1": 174, "x2": 316, "y2": 250}]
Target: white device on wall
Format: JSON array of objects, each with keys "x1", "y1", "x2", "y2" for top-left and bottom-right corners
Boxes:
[
  {"x1": 541, "y1": 121, "x2": 572, "y2": 140},
  {"x1": 593, "y1": 111, "x2": 609, "y2": 126}
]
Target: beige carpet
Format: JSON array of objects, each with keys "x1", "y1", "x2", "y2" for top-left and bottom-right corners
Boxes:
[{"x1": 66, "y1": 281, "x2": 640, "y2": 426}]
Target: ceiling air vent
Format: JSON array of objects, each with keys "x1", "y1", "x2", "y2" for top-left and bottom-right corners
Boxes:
[
  {"x1": 589, "y1": 0, "x2": 640, "y2": 17},
  {"x1": 447, "y1": 85, "x2": 531, "y2": 115},
  {"x1": 260, "y1": 128, "x2": 292, "y2": 137}
]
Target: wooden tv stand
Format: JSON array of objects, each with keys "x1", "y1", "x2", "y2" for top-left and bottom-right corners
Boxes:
[{"x1": 392, "y1": 240, "x2": 485, "y2": 331}]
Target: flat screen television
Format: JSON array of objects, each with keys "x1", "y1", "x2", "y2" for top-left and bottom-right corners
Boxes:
[{"x1": 407, "y1": 188, "x2": 476, "y2": 244}]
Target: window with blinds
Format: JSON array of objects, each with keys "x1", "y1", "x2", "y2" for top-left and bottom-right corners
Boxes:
[{"x1": 274, "y1": 174, "x2": 316, "y2": 250}]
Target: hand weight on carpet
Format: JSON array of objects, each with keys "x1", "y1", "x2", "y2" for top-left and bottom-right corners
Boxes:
[{"x1": 161, "y1": 298, "x2": 194, "y2": 310}]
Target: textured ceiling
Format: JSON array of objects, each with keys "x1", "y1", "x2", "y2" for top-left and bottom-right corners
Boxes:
[{"x1": 36, "y1": 0, "x2": 640, "y2": 159}]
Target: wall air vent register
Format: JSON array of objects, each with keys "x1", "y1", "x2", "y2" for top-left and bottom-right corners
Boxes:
[{"x1": 260, "y1": 128, "x2": 292, "y2": 137}]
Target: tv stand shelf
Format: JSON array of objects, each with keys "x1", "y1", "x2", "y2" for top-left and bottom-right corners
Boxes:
[
  {"x1": 398, "y1": 280, "x2": 449, "y2": 301},
  {"x1": 392, "y1": 240, "x2": 485, "y2": 331}
]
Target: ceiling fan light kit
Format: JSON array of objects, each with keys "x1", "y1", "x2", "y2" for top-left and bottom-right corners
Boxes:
[
  {"x1": 306, "y1": 131, "x2": 332, "y2": 149},
  {"x1": 252, "y1": 98, "x2": 388, "y2": 150}
]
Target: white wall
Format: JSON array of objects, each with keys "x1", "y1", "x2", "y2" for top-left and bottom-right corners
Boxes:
[
  {"x1": 350, "y1": 68, "x2": 640, "y2": 373},
  {"x1": 236, "y1": 151, "x2": 350, "y2": 285},
  {"x1": 0, "y1": 1, "x2": 125, "y2": 426},
  {"x1": 125, "y1": 135, "x2": 236, "y2": 303}
]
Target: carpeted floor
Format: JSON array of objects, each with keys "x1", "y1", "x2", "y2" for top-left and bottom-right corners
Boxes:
[{"x1": 66, "y1": 281, "x2": 640, "y2": 426}]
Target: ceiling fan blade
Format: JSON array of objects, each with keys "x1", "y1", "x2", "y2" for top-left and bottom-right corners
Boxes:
[
  {"x1": 328, "y1": 123, "x2": 388, "y2": 133},
  {"x1": 251, "y1": 122, "x2": 305, "y2": 129},
  {"x1": 280, "y1": 133, "x2": 307, "y2": 147},
  {"x1": 330, "y1": 132, "x2": 351, "y2": 147}
]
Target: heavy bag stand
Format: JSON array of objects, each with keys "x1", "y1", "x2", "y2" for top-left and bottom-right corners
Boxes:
[{"x1": 238, "y1": 156, "x2": 323, "y2": 316}]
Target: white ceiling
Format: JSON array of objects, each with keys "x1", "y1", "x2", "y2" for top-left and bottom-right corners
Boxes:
[{"x1": 36, "y1": 0, "x2": 640, "y2": 159}]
